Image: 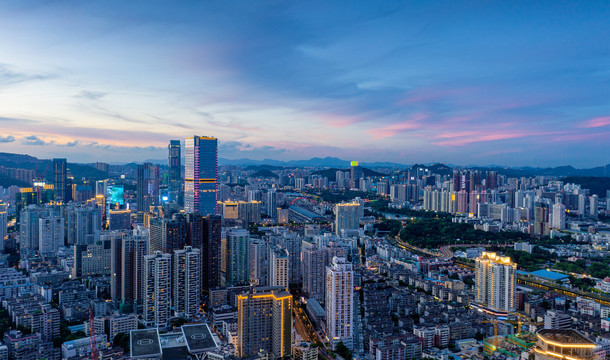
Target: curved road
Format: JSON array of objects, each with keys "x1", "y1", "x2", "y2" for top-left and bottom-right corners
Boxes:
[{"x1": 439, "y1": 243, "x2": 511, "y2": 259}]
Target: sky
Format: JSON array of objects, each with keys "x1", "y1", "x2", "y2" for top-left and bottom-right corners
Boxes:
[{"x1": 0, "y1": 1, "x2": 609, "y2": 167}]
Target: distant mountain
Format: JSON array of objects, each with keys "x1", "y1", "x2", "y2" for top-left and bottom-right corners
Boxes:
[
  {"x1": 251, "y1": 169, "x2": 279, "y2": 178},
  {"x1": 312, "y1": 167, "x2": 385, "y2": 181},
  {"x1": 219, "y1": 156, "x2": 409, "y2": 168}
]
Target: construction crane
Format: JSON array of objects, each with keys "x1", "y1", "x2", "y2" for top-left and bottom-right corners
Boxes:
[
  {"x1": 477, "y1": 318, "x2": 499, "y2": 346},
  {"x1": 89, "y1": 304, "x2": 99, "y2": 360}
]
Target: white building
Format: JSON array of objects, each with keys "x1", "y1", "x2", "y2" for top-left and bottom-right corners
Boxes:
[
  {"x1": 475, "y1": 252, "x2": 516, "y2": 312},
  {"x1": 174, "y1": 246, "x2": 201, "y2": 318},
  {"x1": 39, "y1": 216, "x2": 64, "y2": 254},
  {"x1": 144, "y1": 251, "x2": 172, "y2": 327},
  {"x1": 325, "y1": 257, "x2": 354, "y2": 350},
  {"x1": 334, "y1": 202, "x2": 361, "y2": 235},
  {"x1": 551, "y1": 203, "x2": 566, "y2": 229},
  {"x1": 269, "y1": 247, "x2": 289, "y2": 290}
]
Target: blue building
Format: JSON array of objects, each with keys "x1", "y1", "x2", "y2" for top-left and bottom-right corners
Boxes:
[{"x1": 184, "y1": 136, "x2": 218, "y2": 216}]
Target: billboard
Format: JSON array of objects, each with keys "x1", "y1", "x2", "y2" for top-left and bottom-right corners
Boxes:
[{"x1": 106, "y1": 185, "x2": 125, "y2": 205}]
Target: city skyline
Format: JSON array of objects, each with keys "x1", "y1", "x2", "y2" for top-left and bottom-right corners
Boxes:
[{"x1": 0, "y1": 1, "x2": 609, "y2": 167}]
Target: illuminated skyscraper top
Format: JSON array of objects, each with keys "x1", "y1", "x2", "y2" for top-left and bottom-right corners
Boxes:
[{"x1": 185, "y1": 136, "x2": 218, "y2": 216}]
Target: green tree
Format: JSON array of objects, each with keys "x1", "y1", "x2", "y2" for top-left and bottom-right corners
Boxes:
[
  {"x1": 335, "y1": 341, "x2": 353, "y2": 360},
  {"x1": 113, "y1": 332, "x2": 130, "y2": 353}
]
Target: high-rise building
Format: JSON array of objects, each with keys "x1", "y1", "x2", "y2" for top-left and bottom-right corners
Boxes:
[
  {"x1": 334, "y1": 202, "x2": 361, "y2": 235},
  {"x1": 149, "y1": 215, "x2": 188, "y2": 253},
  {"x1": 269, "y1": 247, "x2": 289, "y2": 290},
  {"x1": 0, "y1": 203, "x2": 7, "y2": 252},
  {"x1": 226, "y1": 229, "x2": 250, "y2": 286},
  {"x1": 551, "y1": 203, "x2": 566, "y2": 230},
  {"x1": 168, "y1": 140, "x2": 181, "y2": 203},
  {"x1": 590, "y1": 194, "x2": 599, "y2": 218},
  {"x1": 65, "y1": 205, "x2": 102, "y2": 245},
  {"x1": 38, "y1": 216, "x2": 64, "y2": 254},
  {"x1": 533, "y1": 203, "x2": 550, "y2": 237},
  {"x1": 53, "y1": 158, "x2": 67, "y2": 203},
  {"x1": 249, "y1": 239, "x2": 267, "y2": 286},
  {"x1": 201, "y1": 215, "x2": 222, "y2": 292},
  {"x1": 281, "y1": 235, "x2": 301, "y2": 285},
  {"x1": 174, "y1": 246, "x2": 201, "y2": 318},
  {"x1": 237, "y1": 287, "x2": 292, "y2": 359},
  {"x1": 185, "y1": 136, "x2": 218, "y2": 216},
  {"x1": 350, "y1": 161, "x2": 363, "y2": 189},
  {"x1": 325, "y1": 257, "x2": 354, "y2": 350},
  {"x1": 111, "y1": 229, "x2": 149, "y2": 310},
  {"x1": 73, "y1": 238, "x2": 112, "y2": 277},
  {"x1": 267, "y1": 189, "x2": 278, "y2": 219},
  {"x1": 302, "y1": 241, "x2": 325, "y2": 303},
  {"x1": 144, "y1": 251, "x2": 172, "y2": 327},
  {"x1": 475, "y1": 252, "x2": 516, "y2": 313},
  {"x1": 136, "y1": 163, "x2": 160, "y2": 215}
]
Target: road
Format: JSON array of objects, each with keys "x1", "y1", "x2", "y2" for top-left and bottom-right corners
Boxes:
[{"x1": 438, "y1": 243, "x2": 512, "y2": 259}]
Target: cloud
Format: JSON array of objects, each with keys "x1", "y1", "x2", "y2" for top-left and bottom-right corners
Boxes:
[
  {"x1": 66, "y1": 140, "x2": 79, "y2": 146},
  {"x1": 0, "y1": 135, "x2": 15, "y2": 143},
  {"x1": 75, "y1": 90, "x2": 107, "y2": 100},
  {"x1": 0, "y1": 63, "x2": 56, "y2": 86},
  {"x1": 582, "y1": 116, "x2": 610, "y2": 128},
  {"x1": 22, "y1": 135, "x2": 49, "y2": 146}
]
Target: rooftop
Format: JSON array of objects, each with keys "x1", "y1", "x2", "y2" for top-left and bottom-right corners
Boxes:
[
  {"x1": 537, "y1": 329, "x2": 595, "y2": 346},
  {"x1": 529, "y1": 269, "x2": 569, "y2": 281}
]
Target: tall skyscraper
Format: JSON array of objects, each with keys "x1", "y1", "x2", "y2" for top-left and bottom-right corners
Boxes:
[
  {"x1": 475, "y1": 252, "x2": 516, "y2": 313},
  {"x1": 136, "y1": 162, "x2": 160, "y2": 214},
  {"x1": 552, "y1": 203, "x2": 566, "y2": 230},
  {"x1": 38, "y1": 216, "x2": 64, "y2": 254},
  {"x1": 185, "y1": 136, "x2": 218, "y2": 216},
  {"x1": 267, "y1": 189, "x2": 278, "y2": 219},
  {"x1": 168, "y1": 140, "x2": 181, "y2": 203},
  {"x1": 350, "y1": 161, "x2": 363, "y2": 189},
  {"x1": 533, "y1": 203, "x2": 550, "y2": 237},
  {"x1": 334, "y1": 202, "x2": 361, "y2": 235},
  {"x1": 149, "y1": 215, "x2": 188, "y2": 253},
  {"x1": 0, "y1": 203, "x2": 6, "y2": 253},
  {"x1": 53, "y1": 158, "x2": 67, "y2": 203},
  {"x1": 111, "y1": 229, "x2": 149, "y2": 310},
  {"x1": 302, "y1": 241, "x2": 325, "y2": 303},
  {"x1": 201, "y1": 215, "x2": 222, "y2": 292},
  {"x1": 226, "y1": 229, "x2": 250, "y2": 286},
  {"x1": 590, "y1": 194, "x2": 599, "y2": 218},
  {"x1": 237, "y1": 287, "x2": 292, "y2": 359},
  {"x1": 325, "y1": 257, "x2": 354, "y2": 350},
  {"x1": 173, "y1": 246, "x2": 201, "y2": 318},
  {"x1": 144, "y1": 251, "x2": 172, "y2": 328},
  {"x1": 269, "y1": 247, "x2": 289, "y2": 290}
]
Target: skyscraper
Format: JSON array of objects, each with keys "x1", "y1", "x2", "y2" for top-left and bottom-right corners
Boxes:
[
  {"x1": 185, "y1": 136, "x2": 218, "y2": 216},
  {"x1": 111, "y1": 229, "x2": 149, "y2": 310},
  {"x1": 201, "y1": 215, "x2": 222, "y2": 292},
  {"x1": 53, "y1": 158, "x2": 67, "y2": 203},
  {"x1": 237, "y1": 287, "x2": 292, "y2": 359},
  {"x1": 334, "y1": 202, "x2": 360, "y2": 235},
  {"x1": 350, "y1": 161, "x2": 363, "y2": 189},
  {"x1": 149, "y1": 215, "x2": 188, "y2": 253},
  {"x1": 0, "y1": 203, "x2": 7, "y2": 253},
  {"x1": 590, "y1": 194, "x2": 599, "y2": 218},
  {"x1": 38, "y1": 216, "x2": 64, "y2": 254},
  {"x1": 475, "y1": 252, "x2": 516, "y2": 313},
  {"x1": 552, "y1": 203, "x2": 566, "y2": 230},
  {"x1": 168, "y1": 140, "x2": 181, "y2": 203},
  {"x1": 144, "y1": 251, "x2": 172, "y2": 328},
  {"x1": 136, "y1": 163, "x2": 160, "y2": 215},
  {"x1": 325, "y1": 257, "x2": 354, "y2": 350},
  {"x1": 267, "y1": 189, "x2": 278, "y2": 219},
  {"x1": 173, "y1": 246, "x2": 201, "y2": 318},
  {"x1": 302, "y1": 241, "x2": 325, "y2": 303},
  {"x1": 269, "y1": 247, "x2": 289, "y2": 290},
  {"x1": 226, "y1": 229, "x2": 250, "y2": 286}
]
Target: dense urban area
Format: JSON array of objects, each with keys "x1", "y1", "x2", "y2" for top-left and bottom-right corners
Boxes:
[{"x1": 0, "y1": 138, "x2": 608, "y2": 360}]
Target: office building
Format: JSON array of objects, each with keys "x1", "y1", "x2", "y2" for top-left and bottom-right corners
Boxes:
[
  {"x1": 334, "y1": 202, "x2": 360, "y2": 235},
  {"x1": 237, "y1": 287, "x2": 292, "y2": 359},
  {"x1": 144, "y1": 252, "x2": 172, "y2": 327},
  {"x1": 73, "y1": 238, "x2": 112, "y2": 277},
  {"x1": 249, "y1": 239, "x2": 267, "y2": 286},
  {"x1": 475, "y1": 252, "x2": 516, "y2": 313},
  {"x1": 350, "y1": 161, "x2": 363, "y2": 189},
  {"x1": 269, "y1": 248, "x2": 289, "y2": 290},
  {"x1": 174, "y1": 246, "x2": 201, "y2": 318},
  {"x1": 201, "y1": 215, "x2": 222, "y2": 292},
  {"x1": 53, "y1": 158, "x2": 67, "y2": 203},
  {"x1": 590, "y1": 194, "x2": 599, "y2": 218},
  {"x1": 226, "y1": 229, "x2": 250, "y2": 286},
  {"x1": 185, "y1": 136, "x2": 218, "y2": 216},
  {"x1": 325, "y1": 257, "x2": 354, "y2": 350},
  {"x1": 65, "y1": 205, "x2": 102, "y2": 245},
  {"x1": 136, "y1": 162, "x2": 160, "y2": 214},
  {"x1": 532, "y1": 329, "x2": 596, "y2": 360},
  {"x1": 168, "y1": 140, "x2": 181, "y2": 203},
  {"x1": 533, "y1": 203, "x2": 550, "y2": 236}
]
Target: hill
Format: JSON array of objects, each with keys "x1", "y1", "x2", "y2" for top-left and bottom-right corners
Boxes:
[{"x1": 313, "y1": 167, "x2": 385, "y2": 181}]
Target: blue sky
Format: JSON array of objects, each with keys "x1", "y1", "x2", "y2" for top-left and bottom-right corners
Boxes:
[{"x1": 0, "y1": 1, "x2": 609, "y2": 166}]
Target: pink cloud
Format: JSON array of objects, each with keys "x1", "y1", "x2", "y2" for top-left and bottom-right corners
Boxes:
[
  {"x1": 432, "y1": 130, "x2": 558, "y2": 147},
  {"x1": 319, "y1": 114, "x2": 362, "y2": 128},
  {"x1": 582, "y1": 116, "x2": 610, "y2": 128},
  {"x1": 365, "y1": 113, "x2": 428, "y2": 139}
]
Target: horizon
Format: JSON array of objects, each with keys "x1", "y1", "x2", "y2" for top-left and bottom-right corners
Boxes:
[{"x1": 1, "y1": 2, "x2": 609, "y2": 166}]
